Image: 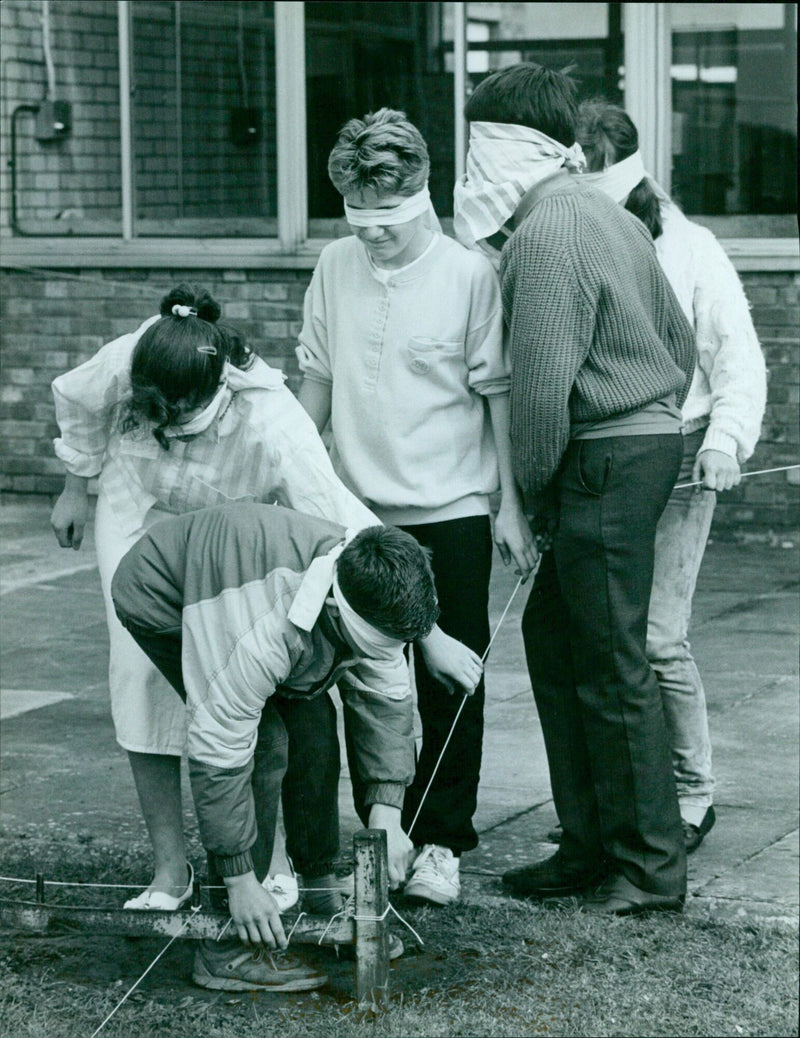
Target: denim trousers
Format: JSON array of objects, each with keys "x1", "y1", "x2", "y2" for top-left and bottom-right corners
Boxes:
[
  {"x1": 647, "y1": 428, "x2": 716, "y2": 826},
  {"x1": 522, "y1": 434, "x2": 687, "y2": 896},
  {"x1": 116, "y1": 615, "x2": 341, "y2": 894},
  {"x1": 398, "y1": 515, "x2": 493, "y2": 854}
]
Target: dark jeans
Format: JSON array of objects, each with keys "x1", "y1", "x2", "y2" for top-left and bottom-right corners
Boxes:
[
  {"x1": 396, "y1": 515, "x2": 493, "y2": 854},
  {"x1": 522, "y1": 435, "x2": 687, "y2": 896},
  {"x1": 117, "y1": 616, "x2": 340, "y2": 890}
]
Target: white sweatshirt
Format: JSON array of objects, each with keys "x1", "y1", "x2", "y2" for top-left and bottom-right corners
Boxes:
[
  {"x1": 655, "y1": 202, "x2": 767, "y2": 462},
  {"x1": 296, "y1": 233, "x2": 509, "y2": 526}
]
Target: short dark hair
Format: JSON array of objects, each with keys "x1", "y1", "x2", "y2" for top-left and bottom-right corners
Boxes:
[
  {"x1": 576, "y1": 99, "x2": 663, "y2": 240},
  {"x1": 119, "y1": 284, "x2": 252, "y2": 450},
  {"x1": 464, "y1": 63, "x2": 578, "y2": 146},
  {"x1": 337, "y1": 526, "x2": 438, "y2": 642},
  {"x1": 328, "y1": 108, "x2": 430, "y2": 198}
]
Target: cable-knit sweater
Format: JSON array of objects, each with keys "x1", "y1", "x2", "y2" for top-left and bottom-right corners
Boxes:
[{"x1": 500, "y1": 176, "x2": 696, "y2": 496}]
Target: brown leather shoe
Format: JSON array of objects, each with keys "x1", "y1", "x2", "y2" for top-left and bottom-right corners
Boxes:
[{"x1": 580, "y1": 874, "x2": 685, "y2": 916}]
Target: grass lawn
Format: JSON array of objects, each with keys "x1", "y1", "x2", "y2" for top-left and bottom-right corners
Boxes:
[{"x1": 1, "y1": 837, "x2": 797, "y2": 1038}]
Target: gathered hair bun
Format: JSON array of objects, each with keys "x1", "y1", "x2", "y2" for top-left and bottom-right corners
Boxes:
[{"x1": 159, "y1": 283, "x2": 221, "y2": 324}]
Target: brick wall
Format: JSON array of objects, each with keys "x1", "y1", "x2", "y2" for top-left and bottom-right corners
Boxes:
[
  {"x1": 1, "y1": 265, "x2": 798, "y2": 537},
  {"x1": 1, "y1": 0, "x2": 277, "y2": 233}
]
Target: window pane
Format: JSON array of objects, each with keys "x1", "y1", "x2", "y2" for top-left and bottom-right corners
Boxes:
[
  {"x1": 131, "y1": 0, "x2": 277, "y2": 237},
  {"x1": 670, "y1": 3, "x2": 797, "y2": 219},
  {"x1": 463, "y1": 4, "x2": 623, "y2": 107},
  {"x1": 305, "y1": 2, "x2": 456, "y2": 225},
  {"x1": 6, "y1": 0, "x2": 122, "y2": 235}
]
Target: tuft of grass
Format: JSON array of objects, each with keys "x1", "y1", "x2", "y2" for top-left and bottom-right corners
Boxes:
[{"x1": 1, "y1": 876, "x2": 797, "y2": 1038}]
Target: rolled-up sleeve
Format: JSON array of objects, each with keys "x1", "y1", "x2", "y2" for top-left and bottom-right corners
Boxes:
[
  {"x1": 465, "y1": 258, "x2": 510, "y2": 397},
  {"x1": 52, "y1": 316, "x2": 159, "y2": 477},
  {"x1": 295, "y1": 269, "x2": 333, "y2": 384}
]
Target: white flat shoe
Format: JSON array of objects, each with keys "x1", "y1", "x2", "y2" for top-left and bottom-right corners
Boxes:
[
  {"x1": 123, "y1": 863, "x2": 194, "y2": 911},
  {"x1": 262, "y1": 871, "x2": 300, "y2": 913}
]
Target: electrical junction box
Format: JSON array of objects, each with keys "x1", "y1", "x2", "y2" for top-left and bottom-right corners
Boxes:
[{"x1": 35, "y1": 100, "x2": 71, "y2": 141}]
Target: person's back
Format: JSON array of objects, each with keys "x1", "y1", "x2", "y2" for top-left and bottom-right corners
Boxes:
[
  {"x1": 502, "y1": 174, "x2": 694, "y2": 496},
  {"x1": 458, "y1": 61, "x2": 694, "y2": 917}
]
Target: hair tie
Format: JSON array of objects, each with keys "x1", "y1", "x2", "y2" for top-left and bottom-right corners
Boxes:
[
  {"x1": 196, "y1": 344, "x2": 217, "y2": 355},
  {"x1": 172, "y1": 304, "x2": 198, "y2": 318}
]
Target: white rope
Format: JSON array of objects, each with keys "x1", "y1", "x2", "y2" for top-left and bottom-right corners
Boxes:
[
  {"x1": 675, "y1": 463, "x2": 799, "y2": 490},
  {"x1": 406, "y1": 566, "x2": 535, "y2": 840},
  {"x1": 353, "y1": 901, "x2": 425, "y2": 947},
  {"x1": 90, "y1": 905, "x2": 202, "y2": 1037}
]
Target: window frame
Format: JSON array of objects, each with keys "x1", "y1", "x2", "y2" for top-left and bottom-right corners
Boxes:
[{"x1": 1, "y1": 1, "x2": 796, "y2": 274}]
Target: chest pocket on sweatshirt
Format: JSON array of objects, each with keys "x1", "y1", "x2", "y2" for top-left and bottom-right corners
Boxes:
[{"x1": 406, "y1": 337, "x2": 462, "y2": 376}]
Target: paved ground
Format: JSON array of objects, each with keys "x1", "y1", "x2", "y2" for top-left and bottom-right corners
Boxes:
[{"x1": 1, "y1": 496, "x2": 798, "y2": 925}]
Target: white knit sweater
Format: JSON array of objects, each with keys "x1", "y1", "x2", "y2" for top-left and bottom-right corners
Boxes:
[{"x1": 655, "y1": 202, "x2": 767, "y2": 462}]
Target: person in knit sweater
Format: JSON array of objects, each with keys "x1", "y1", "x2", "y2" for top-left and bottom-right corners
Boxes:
[
  {"x1": 297, "y1": 108, "x2": 537, "y2": 907},
  {"x1": 455, "y1": 63, "x2": 697, "y2": 914},
  {"x1": 576, "y1": 99, "x2": 767, "y2": 853}
]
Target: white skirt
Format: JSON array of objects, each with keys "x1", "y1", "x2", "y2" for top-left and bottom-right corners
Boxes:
[{"x1": 95, "y1": 493, "x2": 187, "y2": 755}]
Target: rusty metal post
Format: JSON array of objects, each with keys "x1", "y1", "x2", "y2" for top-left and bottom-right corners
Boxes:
[{"x1": 353, "y1": 828, "x2": 389, "y2": 1005}]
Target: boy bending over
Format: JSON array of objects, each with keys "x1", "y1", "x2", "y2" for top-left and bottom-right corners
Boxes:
[{"x1": 111, "y1": 503, "x2": 436, "y2": 991}]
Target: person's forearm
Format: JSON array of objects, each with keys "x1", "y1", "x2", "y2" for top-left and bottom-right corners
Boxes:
[
  {"x1": 487, "y1": 393, "x2": 523, "y2": 509},
  {"x1": 63, "y1": 471, "x2": 90, "y2": 496},
  {"x1": 297, "y1": 377, "x2": 332, "y2": 434}
]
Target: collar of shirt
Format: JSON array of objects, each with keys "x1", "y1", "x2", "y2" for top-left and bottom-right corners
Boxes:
[{"x1": 286, "y1": 537, "x2": 351, "y2": 632}]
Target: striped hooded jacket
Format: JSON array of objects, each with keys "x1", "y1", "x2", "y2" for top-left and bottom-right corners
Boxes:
[{"x1": 111, "y1": 503, "x2": 414, "y2": 877}]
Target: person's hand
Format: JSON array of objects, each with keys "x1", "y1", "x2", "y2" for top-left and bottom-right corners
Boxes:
[
  {"x1": 493, "y1": 503, "x2": 539, "y2": 579},
  {"x1": 368, "y1": 804, "x2": 414, "y2": 889},
  {"x1": 224, "y1": 871, "x2": 287, "y2": 948},
  {"x1": 692, "y1": 450, "x2": 741, "y2": 492},
  {"x1": 417, "y1": 625, "x2": 483, "y2": 696},
  {"x1": 50, "y1": 483, "x2": 89, "y2": 550}
]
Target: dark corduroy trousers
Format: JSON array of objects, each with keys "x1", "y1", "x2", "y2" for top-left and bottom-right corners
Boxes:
[{"x1": 522, "y1": 434, "x2": 687, "y2": 896}]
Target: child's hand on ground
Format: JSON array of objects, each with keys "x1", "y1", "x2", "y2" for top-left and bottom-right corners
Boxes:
[
  {"x1": 493, "y1": 503, "x2": 539, "y2": 579},
  {"x1": 368, "y1": 804, "x2": 414, "y2": 888},
  {"x1": 224, "y1": 871, "x2": 287, "y2": 948},
  {"x1": 417, "y1": 625, "x2": 483, "y2": 696}
]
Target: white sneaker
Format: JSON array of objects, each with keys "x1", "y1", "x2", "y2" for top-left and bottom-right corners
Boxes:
[
  {"x1": 262, "y1": 871, "x2": 299, "y2": 913},
  {"x1": 403, "y1": 845, "x2": 460, "y2": 906}
]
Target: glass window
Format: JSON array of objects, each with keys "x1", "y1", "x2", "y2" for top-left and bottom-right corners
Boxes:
[
  {"x1": 670, "y1": 3, "x2": 797, "y2": 231},
  {"x1": 461, "y1": 3, "x2": 624, "y2": 107},
  {"x1": 305, "y1": 2, "x2": 456, "y2": 227},
  {"x1": 131, "y1": 0, "x2": 277, "y2": 237},
  {"x1": 8, "y1": 0, "x2": 122, "y2": 236}
]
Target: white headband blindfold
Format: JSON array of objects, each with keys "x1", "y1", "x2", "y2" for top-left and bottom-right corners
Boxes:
[
  {"x1": 344, "y1": 186, "x2": 432, "y2": 227},
  {"x1": 580, "y1": 150, "x2": 649, "y2": 204},
  {"x1": 332, "y1": 572, "x2": 405, "y2": 660}
]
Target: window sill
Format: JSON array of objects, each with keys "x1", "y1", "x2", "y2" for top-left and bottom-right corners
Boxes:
[{"x1": 1, "y1": 235, "x2": 798, "y2": 272}]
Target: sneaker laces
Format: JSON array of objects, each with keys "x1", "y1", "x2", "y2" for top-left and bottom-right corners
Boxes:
[{"x1": 412, "y1": 844, "x2": 453, "y2": 879}]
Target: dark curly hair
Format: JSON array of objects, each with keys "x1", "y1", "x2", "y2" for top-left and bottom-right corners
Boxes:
[
  {"x1": 119, "y1": 284, "x2": 253, "y2": 449},
  {"x1": 328, "y1": 108, "x2": 430, "y2": 198},
  {"x1": 337, "y1": 526, "x2": 438, "y2": 642},
  {"x1": 576, "y1": 99, "x2": 664, "y2": 240}
]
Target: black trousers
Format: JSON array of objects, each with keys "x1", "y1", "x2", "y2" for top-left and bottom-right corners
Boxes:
[
  {"x1": 398, "y1": 515, "x2": 493, "y2": 855},
  {"x1": 522, "y1": 435, "x2": 687, "y2": 896}
]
